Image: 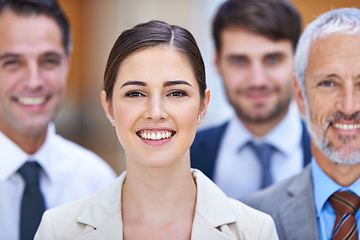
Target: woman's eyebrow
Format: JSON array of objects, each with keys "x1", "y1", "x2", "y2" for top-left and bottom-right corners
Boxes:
[
  {"x1": 120, "y1": 80, "x2": 193, "y2": 88},
  {"x1": 163, "y1": 80, "x2": 193, "y2": 88},
  {"x1": 120, "y1": 80, "x2": 146, "y2": 88}
]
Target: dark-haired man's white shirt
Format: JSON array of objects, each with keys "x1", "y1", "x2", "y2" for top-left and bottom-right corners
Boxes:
[
  {"x1": 214, "y1": 103, "x2": 303, "y2": 199},
  {"x1": 0, "y1": 123, "x2": 117, "y2": 240}
]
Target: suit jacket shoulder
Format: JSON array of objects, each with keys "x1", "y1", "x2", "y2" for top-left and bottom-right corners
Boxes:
[
  {"x1": 241, "y1": 165, "x2": 319, "y2": 240},
  {"x1": 190, "y1": 122, "x2": 229, "y2": 179}
]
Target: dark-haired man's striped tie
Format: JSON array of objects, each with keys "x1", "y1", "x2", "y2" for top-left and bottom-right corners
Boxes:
[{"x1": 329, "y1": 190, "x2": 360, "y2": 240}]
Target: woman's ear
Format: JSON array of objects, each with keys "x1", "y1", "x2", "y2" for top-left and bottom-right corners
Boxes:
[
  {"x1": 101, "y1": 90, "x2": 115, "y2": 126},
  {"x1": 197, "y1": 88, "x2": 210, "y2": 125}
]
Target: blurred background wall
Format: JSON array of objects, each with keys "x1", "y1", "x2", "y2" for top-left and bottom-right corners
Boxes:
[{"x1": 55, "y1": 0, "x2": 360, "y2": 175}]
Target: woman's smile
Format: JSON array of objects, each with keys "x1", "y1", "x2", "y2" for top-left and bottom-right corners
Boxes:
[{"x1": 137, "y1": 129, "x2": 176, "y2": 140}]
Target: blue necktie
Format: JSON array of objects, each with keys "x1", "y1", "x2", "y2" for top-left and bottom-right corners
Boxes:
[
  {"x1": 18, "y1": 161, "x2": 46, "y2": 240},
  {"x1": 249, "y1": 142, "x2": 275, "y2": 189}
]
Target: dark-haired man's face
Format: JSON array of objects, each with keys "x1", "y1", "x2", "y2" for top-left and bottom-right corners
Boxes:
[
  {"x1": 0, "y1": 9, "x2": 69, "y2": 145},
  {"x1": 215, "y1": 27, "x2": 293, "y2": 127}
]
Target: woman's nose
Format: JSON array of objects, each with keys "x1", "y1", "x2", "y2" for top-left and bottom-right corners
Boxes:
[{"x1": 143, "y1": 96, "x2": 168, "y2": 121}]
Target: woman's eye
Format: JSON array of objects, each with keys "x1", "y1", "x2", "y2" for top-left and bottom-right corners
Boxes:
[
  {"x1": 168, "y1": 91, "x2": 187, "y2": 97},
  {"x1": 125, "y1": 91, "x2": 144, "y2": 97}
]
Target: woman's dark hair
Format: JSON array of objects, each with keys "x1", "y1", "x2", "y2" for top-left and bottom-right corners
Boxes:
[
  {"x1": 103, "y1": 20, "x2": 206, "y2": 101},
  {"x1": 212, "y1": 0, "x2": 301, "y2": 53},
  {"x1": 0, "y1": 0, "x2": 71, "y2": 54}
]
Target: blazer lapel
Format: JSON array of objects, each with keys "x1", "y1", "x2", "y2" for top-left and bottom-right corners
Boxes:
[
  {"x1": 75, "y1": 212, "x2": 123, "y2": 240},
  {"x1": 73, "y1": 170, "x2": 240, "y2": 240},
  {"x1": 75, "y1": 173, "x2": 126, "y2": 239},
  {"x1": 279, "y1": 165, "x2": 319, "y2": 240},
  {"x1": 191, "y1": 213, "x2": 234, "y2": 240},
  {"x1": 192, "y1": 170, "x2": 238, "y2": 240}
]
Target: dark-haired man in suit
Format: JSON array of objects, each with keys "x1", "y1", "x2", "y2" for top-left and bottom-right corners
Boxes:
[{"x1": 191, "y1": 0, "x2": 311, "y2": 200}]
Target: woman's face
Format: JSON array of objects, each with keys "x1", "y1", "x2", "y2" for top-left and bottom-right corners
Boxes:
[{"x1": 102, "y1": 46, "x2": 209, "y2": 169}]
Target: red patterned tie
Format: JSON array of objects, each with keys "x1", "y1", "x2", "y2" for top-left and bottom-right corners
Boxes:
[{"x1": 329, "y1": 191, "x2": 360, "y2": 240}]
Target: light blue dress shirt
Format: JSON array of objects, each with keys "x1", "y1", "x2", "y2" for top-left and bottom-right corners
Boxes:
[
  {"x1": 214, "y1": 102, "x2": 303, "y2": 199},
  {"x1": 312, "y1": 158, "x2": 360, "y2": 240}
]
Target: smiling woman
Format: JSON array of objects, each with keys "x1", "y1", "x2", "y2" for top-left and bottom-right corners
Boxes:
[
  {"x1": 35, "y1": 20, "x2": 278, "y2": 240},
  {"x1": 105, "y1": 46, "x2": 203, "y2": 168}
]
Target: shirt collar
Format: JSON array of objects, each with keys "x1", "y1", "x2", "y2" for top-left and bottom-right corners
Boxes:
[
  {"x1": 0, "y1": 130, "x2": 28, "y2": 181},
  {"x1": 0, "y1": 123, "x2": 55, "y2": 182},
  {"x1": 227, "y1": 102, "x2": 302, "y2": 156},
  {"x1": 33, "y1": 123, "x2": 56, "y2": 182},
  {"x1": 312, "y1": 157, "x2": 360, "y2": 216},
  {"x1": 226, "y1": 116, "x2": 252, "y2": 152},
  {"x1": 264, "y1": 102, "x2": 302, "y2": 155}
]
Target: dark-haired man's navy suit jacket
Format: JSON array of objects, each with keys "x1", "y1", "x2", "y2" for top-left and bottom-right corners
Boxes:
[{"x1": 190, "y1": 121, "x2": 312, "y2": 182}]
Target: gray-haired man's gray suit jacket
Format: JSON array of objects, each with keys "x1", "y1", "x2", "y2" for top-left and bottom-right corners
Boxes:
[{"x1": 242, "y1": 164, "x2": 319, "y2": 240}]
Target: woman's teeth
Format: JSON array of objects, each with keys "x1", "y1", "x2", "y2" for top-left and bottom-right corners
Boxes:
[{"x1": 139, "y1": 131, "x2": 174, "y2": 140}]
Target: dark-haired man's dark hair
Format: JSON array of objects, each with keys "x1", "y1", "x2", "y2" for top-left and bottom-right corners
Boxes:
[
  {"x1": 0, "y1": 0, "x2": 71, "y2": 54},
  {"x1": 212, "y1": 0, "x2": 301, "y2": 54}
]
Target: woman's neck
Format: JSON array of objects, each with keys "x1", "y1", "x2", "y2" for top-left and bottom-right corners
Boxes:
[
  {"x1": 122, "y1": 163, "x2": 196, "y2": 217},
  {"x1": 121, "y1": 163, "x2": 197, "y2": 239}
]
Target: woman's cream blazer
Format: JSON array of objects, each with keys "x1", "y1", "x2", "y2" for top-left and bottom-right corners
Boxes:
[{"x1": 35, "y1": 169, "x2": 278, "y2": 240}]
